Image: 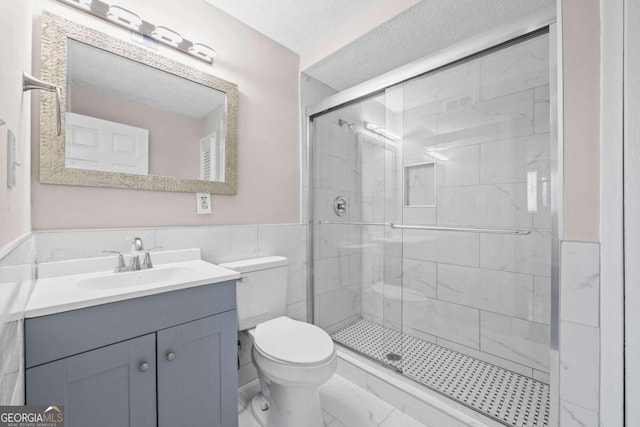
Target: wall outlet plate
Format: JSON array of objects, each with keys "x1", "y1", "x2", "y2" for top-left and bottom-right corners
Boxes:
[{"x1": 196, "y1": 193, "x2": 212, "y2": 214}]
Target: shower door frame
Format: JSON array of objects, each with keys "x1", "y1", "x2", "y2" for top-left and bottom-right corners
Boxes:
[{"x1": 305, "y1": 5, "x2": 561, "y2": 426}]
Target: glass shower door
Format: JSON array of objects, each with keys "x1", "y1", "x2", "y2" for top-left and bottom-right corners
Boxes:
[
  {"x1": 311, "y1": 91, "x2": 405, "y2": 371},
  {"x1": 397, "y1": 33, "x2": 552, "y2": 426}
]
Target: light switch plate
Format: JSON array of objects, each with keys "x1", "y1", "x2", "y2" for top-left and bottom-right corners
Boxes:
[
  {"x1": 7, "y1": 129, "x2": 16, "y2": 188},
  {"x1": 196, "y1": 193, "x2": 212, "y2": 214}
]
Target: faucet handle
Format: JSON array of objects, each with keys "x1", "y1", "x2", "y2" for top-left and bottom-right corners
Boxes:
[
  {"x1": 141, "y1": 246, "x2": 163, "y2": 270},
  {"x1": 142, "y1": 251, "x2": 153, "y2": 270},
  {"x1": 103, "y1": 250, "x2": 127, "y2": 272}
]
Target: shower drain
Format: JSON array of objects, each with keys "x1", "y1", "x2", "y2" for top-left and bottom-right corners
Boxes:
[{"x1": 386, "y1": 353, "x2": 402, "y2": 361}]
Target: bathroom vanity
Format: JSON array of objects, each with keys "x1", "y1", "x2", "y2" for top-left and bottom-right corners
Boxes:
[{"x1": 23, "y1": 250, "x2": 240, "y2": 427}]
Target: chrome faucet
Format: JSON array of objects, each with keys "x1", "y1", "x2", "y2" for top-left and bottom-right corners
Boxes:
[
  {"x1": 104, "y1": 238, "x2": 161, "y2": 272},
  {"x1": 129, "y1": 237, "x2": 144, "y2": 271}
]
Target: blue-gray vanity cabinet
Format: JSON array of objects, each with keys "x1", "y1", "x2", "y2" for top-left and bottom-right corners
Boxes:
[
  {"x1": 26, "y1": 333, "x2": 157, "y2": 427},
  {"x1": 25, "y1": 281, "x2": 238, "y2": 427},
  {"x1": 157, "y1": 310, "x2": 237, "y2": 427}
]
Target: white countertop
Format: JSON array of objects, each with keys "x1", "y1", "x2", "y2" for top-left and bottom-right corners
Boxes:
[{"x1": 25, "y1": 249, "x2": 241, "y2": 318}]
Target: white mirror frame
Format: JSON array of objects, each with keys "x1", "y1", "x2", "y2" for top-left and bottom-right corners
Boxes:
[{"x1": 39, "y1": 12, "x2": 238, "y2": 194}]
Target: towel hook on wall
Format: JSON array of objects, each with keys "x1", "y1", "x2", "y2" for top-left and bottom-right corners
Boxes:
[{"x1": 23, "y1": 72, "x2": 62, "y2": 136}]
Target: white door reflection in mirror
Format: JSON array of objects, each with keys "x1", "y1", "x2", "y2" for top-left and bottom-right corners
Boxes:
[
  {"x1": 66, "y1": 39, "x2": 226, "y2": 181},
  {"x1": 65, "y1": 112, "x2": 149, "y2": 174}
]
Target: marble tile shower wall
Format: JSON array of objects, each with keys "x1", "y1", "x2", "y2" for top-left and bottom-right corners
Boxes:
[
  {"x1": 312, "y1": 96, "x2": 395, "y2": 333},
  {"x1": 313, "y1": 35, "x2": 552, "y2": 381},
  {"x1": 0, "y1": 234, "x2": 37, "y2": 405},
  {"x1": 35, "y1": 223, "x2": 307, "y2": 387},
  {"x1": 393, "y1": 35, "x2": 552, "y2": 381},
  {"x1": 558, "y1": 241, "x2": 600, "y2": 426}
]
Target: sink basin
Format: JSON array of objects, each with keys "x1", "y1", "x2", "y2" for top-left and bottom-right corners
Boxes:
[{"x1": 77, "y1": 266, "x2": 197, "y2": 290}]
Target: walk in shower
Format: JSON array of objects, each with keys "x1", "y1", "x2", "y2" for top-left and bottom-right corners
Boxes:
[{"x1": 309, "y1": 27, "x2": 554, "y2": 427}]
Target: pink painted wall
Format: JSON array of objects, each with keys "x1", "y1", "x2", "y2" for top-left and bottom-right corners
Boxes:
[
  {"x1": 31, "y1": 0, "x2": 300, "y2": 229},
  {"x1": 0, "y1": 0, "x2": 33, "y2": 247},
  {"x1": 562, "y1": 0, "x2": 601, "y2": 241},
  {"x1": 68, "y1": 86, "x2": 202, "y2": 179}
]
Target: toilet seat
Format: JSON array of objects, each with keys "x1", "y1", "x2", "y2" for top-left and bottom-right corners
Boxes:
[{"x1": 253, "y1": 316, "x2": 335, "y2": 366}]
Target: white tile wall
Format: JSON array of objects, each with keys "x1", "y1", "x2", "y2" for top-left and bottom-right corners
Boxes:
[
  {"x1": 436, "y1": 90, "x2": 535, "y2": 149},
  {"x1": 437, "y1": 183, "x2": 533, "y2": 228},
  {"x1": 402, "y1": 207, "x2": 436, "y2": 225},
  {"x1": 559, "y1": 320, "x2": 600, "y2": 411},
  {"x1": 37, "y1": 228, "x2": 156, "y2": 263},
  {"x1": 480, "y1": 230, "x2": 551, "y2": 277},
  {"x1": 479, "y1": 35, "x2": 549, "y2": 101},
  {"x1": 435, "y1": 144, "x2": 480, "y2": 188},
  {"x1": 559, "y1": 399, "x2": 599, "y2": 427},
  {"x1": 560, "y1": 241, "x2": 600, "y2": 327},
  {"x1": 533, "y1": 276, "x2": 551, "y2": 325},
  {"x1": 479, "y1": 133, "x2": 550, "y2": 185},
  {"x1": 404, "y1": 298, "x2": 480, "y2": 349},
  {"x1": 437, "y1": 264, "x2": 534, "y2": 320},
  {"x1": 0, "y1": 233, "x2": 36, "y2": 405},
  {"x1": 402, "y1": 259, "x2": 437, "y2": 298},
  {"x1": 403, "y1": 230, "x2": 480, "y2": 267},
  {"x1": 533, "y1": 85, "x2": 551, "y2": 135},
  {"x1": 557, "y1": 241, "x2": 601, "y2": 418},
  {"x1": 317, "y1": 285, "x2": 360, "y2": 330},
  {"x1": 480, "y1": 311, "x2": 550, "y2": 372}
]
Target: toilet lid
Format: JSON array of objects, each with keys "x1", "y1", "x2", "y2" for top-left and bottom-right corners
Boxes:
[{"x1": 253, "y1": 316, "x2": 335, "y2": 366}]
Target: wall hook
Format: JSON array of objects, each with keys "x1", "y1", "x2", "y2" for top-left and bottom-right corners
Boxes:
[{"x1": 23, "y1": 72, "x2": 62, "y2": 136}]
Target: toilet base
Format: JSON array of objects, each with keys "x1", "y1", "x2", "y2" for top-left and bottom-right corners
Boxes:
[
  {"x1": 250, "y1": 392, "x2": 269, "y2": 427},
  {"x1": 249, "y1": 383, "x2": 324, "y2": 427}
]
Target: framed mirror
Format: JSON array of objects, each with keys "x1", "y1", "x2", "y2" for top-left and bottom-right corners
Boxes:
[{"x1": 39, "y1": 12, "x2": 238, "y2": 194}]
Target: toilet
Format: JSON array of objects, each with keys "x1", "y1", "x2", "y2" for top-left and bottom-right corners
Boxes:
[{"x1": 219, "y1": 256, "x2": 337, "y2": 427}]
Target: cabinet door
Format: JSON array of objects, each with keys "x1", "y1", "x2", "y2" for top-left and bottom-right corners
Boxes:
[
  {"x1": 157, "y1": 310, "x2": 238, "y2": 427},
  {"x1": 26, "y1": 333, "x2": 156, "y2": 427}
]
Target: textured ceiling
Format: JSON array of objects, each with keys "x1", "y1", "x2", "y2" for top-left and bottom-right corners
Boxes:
[
  {"x1": 203, "y1": 0, "x2": 393, "y2": 55},
  {"x1": 67, "y1": 40, "x2": 225, "y2": 118},
  {"x1": 304, "y1": 0, "x2": 555, "y2": 91},
  {"x1": 203, "y1": 0, "x2": 554, "y2": 90}
]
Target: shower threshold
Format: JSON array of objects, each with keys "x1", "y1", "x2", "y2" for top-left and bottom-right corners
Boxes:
[{"x1": 331, "y1": 319, "x2": 549, "y2": 427}]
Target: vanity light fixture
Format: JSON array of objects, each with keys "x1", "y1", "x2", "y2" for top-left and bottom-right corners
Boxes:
[
  {"x1": 423, "y1": 148, "x2": 448, "y2": 162},
  {"x1": 56, "y1": 0, "x2": 217, "y2": 64},
  {"x1": 364, "y1": 121, "x2": 400, "y2": 141},
  {"x1": 151, "y1": 26, "x2": 183, "y2": 47},
  {"x1": 59, "y1": 0, "x2": 92, "y2": 10},
  {"x1": 106, "y1": 5, "x2": 142, "y2": 30},
  {"x1": 189, "y1": 43, "x2": 217, "y2": 62}
]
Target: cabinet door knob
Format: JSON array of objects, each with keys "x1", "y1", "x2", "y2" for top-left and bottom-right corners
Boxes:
[
  {"x1": 139, "y1": 362, "x2": 150, "y2": 372},
  {"x1": 166, "y1": 352, "x2": 176, "y2": 362}
]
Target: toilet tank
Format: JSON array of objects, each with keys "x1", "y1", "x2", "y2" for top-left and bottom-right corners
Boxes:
[{"x1": 219, "y1": 256, "x2": 288, "y2": 331}]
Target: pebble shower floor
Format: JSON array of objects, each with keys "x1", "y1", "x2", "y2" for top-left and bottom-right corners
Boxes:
[{"x1": 332, "y1": 319, "x2": 550, "y2": 427}]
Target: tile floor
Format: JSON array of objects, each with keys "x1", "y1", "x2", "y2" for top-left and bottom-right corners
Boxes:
[{"x1": 238, "y1": 374, "x2": 427, "y2": 427}]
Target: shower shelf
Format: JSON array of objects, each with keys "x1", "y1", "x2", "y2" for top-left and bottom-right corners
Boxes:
[{"x1": 320, "y1": 221, "x2": 531, "y2": 235}]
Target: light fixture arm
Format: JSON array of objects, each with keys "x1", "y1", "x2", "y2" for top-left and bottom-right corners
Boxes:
[{"x1": 23, "y1": 72, "x2": 62, "y2": 136}]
